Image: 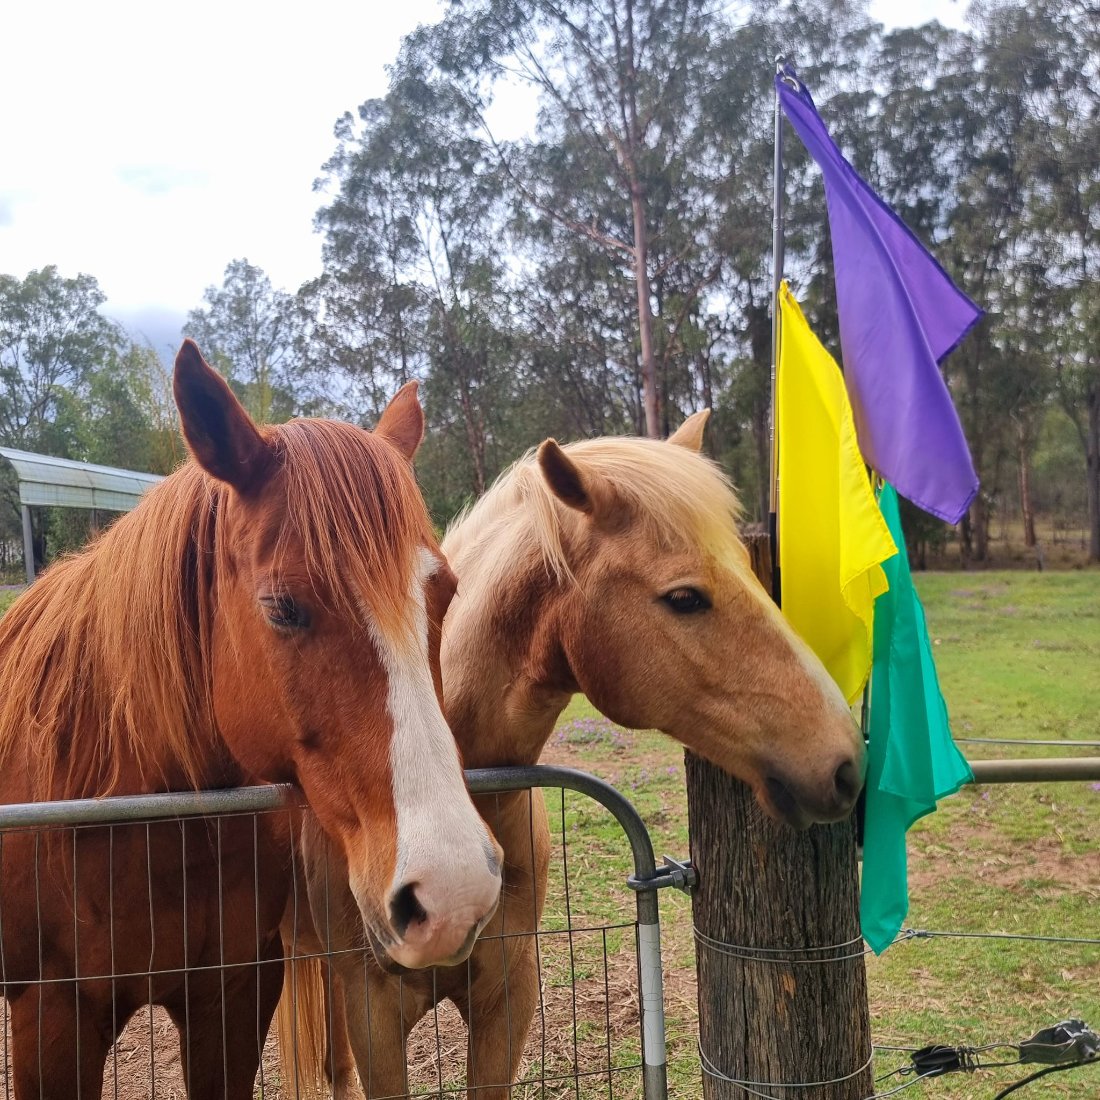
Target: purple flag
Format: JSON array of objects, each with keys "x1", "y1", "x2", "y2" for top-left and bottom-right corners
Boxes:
[{"x1": 776, "y1": 66, "x2": 982, "y2": 524}]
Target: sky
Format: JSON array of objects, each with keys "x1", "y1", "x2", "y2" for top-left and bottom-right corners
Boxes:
[{"x1": 1, "y1": 0, "x2": 969, "y2": 359}]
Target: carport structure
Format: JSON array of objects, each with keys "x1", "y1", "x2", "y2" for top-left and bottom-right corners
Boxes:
[{"x1": 0, "y1": 447, "x2": 164, "y2": 583}]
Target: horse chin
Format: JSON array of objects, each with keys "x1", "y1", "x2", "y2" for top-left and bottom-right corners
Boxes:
[
  {"x1": 759, "y1": 778, "x2": 814, "y2": 831},
  {"x1": 364, "y1": 925, "x2": 482, "y2": 974}
]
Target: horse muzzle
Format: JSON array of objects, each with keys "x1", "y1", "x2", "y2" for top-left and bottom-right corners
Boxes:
[{"x1": 763, "y1": 748, "x2": 866, "y2": 829}]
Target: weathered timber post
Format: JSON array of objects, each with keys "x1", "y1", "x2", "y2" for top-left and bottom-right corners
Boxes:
[{"x1": 685, "y1": 530, "x2": 873, "y2": 1099}]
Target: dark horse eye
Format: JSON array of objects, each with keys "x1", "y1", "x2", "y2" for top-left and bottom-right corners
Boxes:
[
  {"x1": 662, "y1": 587, "x2": 711, "y2": 614},
  {"x1": 259, "y1": 595, "x2": 311, "y2": 631}
]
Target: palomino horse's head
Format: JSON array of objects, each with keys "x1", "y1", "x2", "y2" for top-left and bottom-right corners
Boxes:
[
  {"x1": 531, "y1": 414, "x2": 864, "y2": 827},
  {"x1": 173, "y1": 341, "x2": 501, "y2": 968}
]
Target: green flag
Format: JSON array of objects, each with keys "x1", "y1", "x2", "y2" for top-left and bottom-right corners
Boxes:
[{"x1": 861, "y1": 484, "x2": 974, "y2": 953}]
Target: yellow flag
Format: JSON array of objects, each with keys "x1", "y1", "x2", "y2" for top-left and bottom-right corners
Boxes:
[{"x1": 778, "y1": 282, "x2": 898, "y2": 703}]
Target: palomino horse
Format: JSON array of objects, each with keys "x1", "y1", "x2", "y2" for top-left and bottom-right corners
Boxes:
[
  {"x1": 281, "y1": 411, "x2": 865, "y2": 1098},
  {"x1": 0, "y1": 341, "x2": 500, "y2": 1099}
]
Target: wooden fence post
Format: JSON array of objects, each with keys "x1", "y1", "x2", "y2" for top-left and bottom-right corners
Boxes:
[{"x1": 685, "y1": 530, "x2": 873, "y2": 1099}]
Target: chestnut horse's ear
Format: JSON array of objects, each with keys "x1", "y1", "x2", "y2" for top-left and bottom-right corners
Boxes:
[
  {"x1": 667, "y1": 408, "x2": 711, "y2": 452},
  {"x1": 173, "y1": 340, "x2": 271, "y2": 494},
  {"x1": 375, "y1": 380, "x2": 425, "y2": 462}
]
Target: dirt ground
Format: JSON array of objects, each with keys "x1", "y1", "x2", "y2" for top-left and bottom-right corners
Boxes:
[{"x1": 0, "y1": 939, "x2": 646, "y2": 1099}]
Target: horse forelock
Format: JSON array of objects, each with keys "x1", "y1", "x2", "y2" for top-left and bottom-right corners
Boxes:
[
  {"x1": 0, "y1": 419, "x2": 429, "y2": 801},
  {"x1": 266, "y1": 419, "x2": 430, "y2": 641},
  {"x1": 444, "y1": 435, "x2": 748, "y2": 587}
]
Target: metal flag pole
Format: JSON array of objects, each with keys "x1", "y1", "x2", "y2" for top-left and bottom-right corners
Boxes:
[{"x1": 768, "y1": 55, "x2": 786, "y2": 605}]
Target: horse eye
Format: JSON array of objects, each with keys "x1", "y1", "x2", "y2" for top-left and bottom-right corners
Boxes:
[
  {"x1": 259, "y1": 595, "x2": 311, "y2": 631},
  {"x1": 662, "y1": 587, "x2": 711, "y2": 614}
]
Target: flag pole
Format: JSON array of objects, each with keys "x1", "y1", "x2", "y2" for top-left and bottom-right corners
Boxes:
[{"x1": 768, "y1": 55, "x2": 786, "y2": 605}]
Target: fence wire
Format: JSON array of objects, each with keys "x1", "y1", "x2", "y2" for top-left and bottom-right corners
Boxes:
[{"x1": 0, "y1": 770, "x2": 667, "y2": 1100}]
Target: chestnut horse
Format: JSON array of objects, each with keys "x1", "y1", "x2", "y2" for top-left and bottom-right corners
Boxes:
[
  {"x1": 0, "y1": 341, "x2": 500, "y2": 1099},
  {"x1": 281, "y1": 411, "x2": 865, "y2": 1098}
]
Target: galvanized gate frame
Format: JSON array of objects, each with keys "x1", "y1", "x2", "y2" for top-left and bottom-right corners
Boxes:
[
  {"x1": 469, "y1": 764, "x2": 678, "y2": 1100},
  {"x1": 0, "y1": 763, "x2": 675, "y2": 1100}
]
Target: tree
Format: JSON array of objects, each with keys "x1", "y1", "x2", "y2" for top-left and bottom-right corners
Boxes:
[
  {"x1": 311, "y1": 76, "x2": 524, "y2": 506},
  {"x1": 298, "y1": 0, "x2": 1094, "y2": 551},
  {"x1": 183, "y1": 259, "x2": 297, "y2": 423},
  {"x1": 78, "y1": 343, "x2": 182, "y2": 475},
  {"x1": 0, "y1": 267, "x2": 122, "y2": 451},
  {"x1": 398, "y1": 0, "x2": 737, "y2": 438},
  {"x1": 1005, "y1": 0, "x2": 1100, "y2": 561}
]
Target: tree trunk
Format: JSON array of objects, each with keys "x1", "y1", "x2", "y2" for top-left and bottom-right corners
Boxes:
[
  {"x1": 959, "y1": 512, "x2": 973, "y2": 568},
  {"x1": 1087, "y1": 382, "x2": 1100, "y2": 563},
  {"x1": 1016, "y1": 422, "x2": 1036, "y2": 549},
  {"x1": 971, "y1": 494, "x2": 990, "y2": 563},
  {"x1": 631, "y1": 185, "x2": 659, "y2": 439},
  {"x1": 686, "y1": 532, "x2": 872, "y2": 1100}
]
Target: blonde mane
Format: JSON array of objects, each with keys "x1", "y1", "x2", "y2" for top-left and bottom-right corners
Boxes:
[
  {"x1": 444, "y1": 435, "x2": 748, "y2": 583},
  {"x1": 0, "y1": 419, "x2": 428, "y2": 801}
]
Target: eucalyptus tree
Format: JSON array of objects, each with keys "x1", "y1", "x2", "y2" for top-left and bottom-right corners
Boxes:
[
  {"x1": 934, "y1": 0, "x2": 1098, "y2": 559},
  {"x1": 311, "y1": 74, "x2": 523, "y2": 505},
  {"x1": 1007, "y1": 0, "x2": 1100, "y2": 560},
  {"x1": 0, "y1": 266, "x2": 122, "y2": 451},
  {"x1": 395, "y1": 0, "x2": 743, "y2": 438},
  {"x1": 183, "y1": 259, "x2": 297, "y2": 423}
]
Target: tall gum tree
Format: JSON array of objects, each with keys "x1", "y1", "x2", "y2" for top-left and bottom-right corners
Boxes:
[
  {"x1": 311, "y1": 76, "x2": 521, "y2": 503},
  {"x1": 397, "y1": 0, "x2": 730, "y2": 438}
]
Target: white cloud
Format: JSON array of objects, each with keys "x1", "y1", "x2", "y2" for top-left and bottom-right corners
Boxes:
[{"x1": 116, "y1": 166, "x2": 208, "y2": 197}]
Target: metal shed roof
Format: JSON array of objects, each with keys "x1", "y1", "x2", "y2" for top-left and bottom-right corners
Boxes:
[{"x1": 0, "y1": 447, "x2": 164, "y2": 512}]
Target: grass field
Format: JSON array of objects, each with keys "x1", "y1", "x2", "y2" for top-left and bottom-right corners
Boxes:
[
  {"x1": 536, "y1": 571, "x2": 1100, "y2": 1098},
  {"x1": 0, "y1": 573, "x2": 1097, "y2": 1098}
]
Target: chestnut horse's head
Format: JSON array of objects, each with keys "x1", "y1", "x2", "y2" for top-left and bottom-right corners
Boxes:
[
  {"x1": 173, "y1": 341, "x2": 500, "y2": 969},
  {"x1": 517, "y1": 415, "x2": 863, "y2": 827}
]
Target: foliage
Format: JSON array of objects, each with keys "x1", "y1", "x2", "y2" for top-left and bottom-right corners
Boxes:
[
  {"x1": 1, "y1": 0, "x2": 1096, "y2": 564},
  {"x1": 0, "y1": 267, "x2": 123, "y2": 452},
  {"x1": 182, "y1": 259, "x2": 298, "y2": 424}
]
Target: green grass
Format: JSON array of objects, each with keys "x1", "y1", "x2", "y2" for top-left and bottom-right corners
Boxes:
[
  {"x1": 0, "y1": 588, "x2": 22, "y2": 616},
  {"x1": 537, "y1": 572, "x2": 1100, "y2": 1098}
]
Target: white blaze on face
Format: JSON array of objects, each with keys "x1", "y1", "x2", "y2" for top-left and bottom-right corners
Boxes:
[{"x1": 362, "y1": 546, "x2": 500, "y2": 956}]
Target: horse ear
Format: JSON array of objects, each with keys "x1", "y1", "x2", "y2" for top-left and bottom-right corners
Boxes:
[
  {"x1": 539, "y1": 439, "x2": 608, "y2": 516},
  {"x1": 173, "y1": 340, "x2": 271, "y2": 494},
  {"x1": 375, "y1": 380, "x2": 425, "y2": 461},
  {"x1": 667, "y1": 408, "x2": 711, "y2": 451}
]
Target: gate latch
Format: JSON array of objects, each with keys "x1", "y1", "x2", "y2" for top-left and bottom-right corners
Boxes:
[
  {"x1": 628, "y1": 854, "x2": 697, "y2": 895},
  {"x1": 661, "y1": 854, "x2": 697, "y2": 894}
]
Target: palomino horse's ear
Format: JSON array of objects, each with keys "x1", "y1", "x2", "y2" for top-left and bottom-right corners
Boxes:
[
  {"x1": 173, "y1": 340, "x2": 271, "y2": 494},
  {"x1": 667, "y1": 408, "x2": 711, "y2": 452},
  {"x1": 375, "y1": 380, "x2": 425, "y2": 462},
  {"x1": 538, "y1": 439, "x2": 601, "y2": 515}
]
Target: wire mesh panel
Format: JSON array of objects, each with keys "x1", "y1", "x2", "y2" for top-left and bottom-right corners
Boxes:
[
  {"x1": 0, "y1": 793, "x2": 297, "y2": 1100},
  {"x1": 0, "y1": 769, "x2": 669, "y2": 1100}
]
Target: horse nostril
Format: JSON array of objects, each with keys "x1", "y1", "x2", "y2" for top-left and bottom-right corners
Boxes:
[
  {"x1": 834, "y1": 759, "x2": 861, "y2": 806},
  {"x1": 389, "y1": 882, "x2": 428, "y2": 940}
]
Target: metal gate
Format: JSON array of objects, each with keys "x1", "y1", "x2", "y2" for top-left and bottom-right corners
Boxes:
[{"x1": 0, "y1": 765, "x2": 672, "y2": 1099}]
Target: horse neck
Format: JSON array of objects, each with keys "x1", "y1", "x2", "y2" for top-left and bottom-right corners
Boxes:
[{"x1": 441, "y1": 552, "x2": 575, "y2": 770}]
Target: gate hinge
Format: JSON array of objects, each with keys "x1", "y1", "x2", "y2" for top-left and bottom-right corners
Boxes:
[{"x1": 628, "y1": 854, "x2": 697, "y2": 895}]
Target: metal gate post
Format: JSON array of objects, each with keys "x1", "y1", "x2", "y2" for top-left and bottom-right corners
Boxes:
[
  {"x1": 466, "y1": 765, "x2": 671, "y2": 1100},
  {"x1": 636, "y1": 887, "x2": 669, "y2": 1099},
  {"x1": 21, "y1": 504, "x2": 34, "y2": 583}
]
